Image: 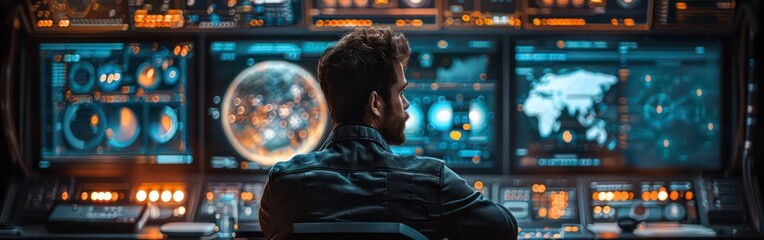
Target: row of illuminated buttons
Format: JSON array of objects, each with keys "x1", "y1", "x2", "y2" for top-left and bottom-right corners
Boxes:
[
  {"x1": 592, "y1": 190, "x2": 694, "y2": 202},
  {"x1": 592, "y1": 191, "x2": 634, "y2": 201},
  {"x1": 136, "y1": 190, "x2": 185, "y2": 203},
  {"x1": 204, "y1": 191, "x2": 257, "y2": 202},
  {"x1": 531, "y1": 17, "x2": 636, "y2": 27},
  {"x1": 314, "y1": 19, "x2": 425, "y2": 27},
  {"x1": 592, "y1": 205, "x2": 615, "y2": 218},
  {"x1": 519, "y1": 231, "x2": 563, "y2": 239},
  {"x1": 640, "y1": 190, "x2": 693, "y2": 201},
  {"x1": 80, "y1": 191, "x2": 122, "y2": 202}
]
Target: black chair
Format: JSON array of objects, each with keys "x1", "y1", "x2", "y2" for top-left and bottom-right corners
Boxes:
[{"x1": 290, "y1": 222, "x2": 427, "y2": 240}]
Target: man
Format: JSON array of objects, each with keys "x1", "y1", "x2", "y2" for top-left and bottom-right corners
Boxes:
[{"x1": 259, "y1": 27, "x2": 518, "y2": 240}]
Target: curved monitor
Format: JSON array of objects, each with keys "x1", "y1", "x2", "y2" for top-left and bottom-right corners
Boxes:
[
  {"x1": 38, "y1": 41, "x2": 194, "y2": 167},
  {"x1": 512, "y1": 38, "x2": 722, "y2": 171}
]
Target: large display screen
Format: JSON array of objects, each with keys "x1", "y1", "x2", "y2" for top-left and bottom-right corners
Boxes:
[
  {"x1": 513, "y1": 39, "x2": 721, "y2": 170},
  {"x1": 206, "y1": 40, "x2": 333, "y2": 171},
  {"x1": 207, "y1": 38, "x2": 500, "y2": 172},
  {"x1": 392, "y1": 38, "x2": 501, "y2": 171},
  {"x1": 39, "y1": 42, "x2": 194, "y2": 167}
]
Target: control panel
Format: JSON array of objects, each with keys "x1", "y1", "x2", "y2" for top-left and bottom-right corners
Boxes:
[
  {"x1": 15, "y1": 179, "x2": 195, "y2": 229},
  {"x1": 461, "y1": 175, "x2": 750, "y2": 238},
  {"x1": 464, "y1": 176, "x2": 588, "y2": 239},
  {"x1": 586, "y1": 180, "x2": 699, "y2": 223},
  {"x1": 443, "y1": 0, "x2": 522, "y2": 28},
  {"x1": 27, "y1": 0, "x2": 130, "y2": 31},
  {"x1": 522, "y1": 0, "x2": 652, "y2": 30},
  {"x1": 653, "y1": 0, "x2": 736, "y2": 29},
  {"x1": 128, "y1": 0, "x2": 301, "y2": 30},
  {"x1": 306, "y1": 0, "x2": 441, "y2": 30},
  {"x1": 195, "y1": 179, "x2": 267, "y2": 238}
]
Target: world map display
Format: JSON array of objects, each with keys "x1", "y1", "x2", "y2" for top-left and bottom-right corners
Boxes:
[
  {"x1": 514, "y1": 39, "x2": 721, "y2": 170},
  {"x1": 523, "y1": 69, "x2": 618, "y2": 144}
]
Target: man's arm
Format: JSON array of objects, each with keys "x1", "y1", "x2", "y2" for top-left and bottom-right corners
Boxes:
[
  {"x1": 437, "y1": 165, "x2": 518, "y2": 240},
  {"x1": 258, "y1": 174, "x2": 279, "y2": 239},
  {"x1": 259, "y1": 167, "x2": 294, "y2": 240}
]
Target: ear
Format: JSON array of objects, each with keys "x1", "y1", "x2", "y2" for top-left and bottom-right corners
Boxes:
[{"x1": 368, "y1": 91, "x2": 384, "y2": 118}]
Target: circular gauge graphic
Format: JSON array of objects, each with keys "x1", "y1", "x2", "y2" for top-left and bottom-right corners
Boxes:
[
  {"x1": 616, "y1": 0, "x2": 640, "y2": 9},
  {"x1": 643, "y1": 93, "x2": 675, "y2": 128},
  {"x1": 137, "y1": 63, "x2": 161, "y2": 90},
  {"x1": 164, "y1": 66, "x2": 180, "y2": 85},
  {"x1": 404, "y1": 102, "x2": 424, "y2": 135},
  {"x1": 68, "y1": 62, "x2": 96, "y2": 94},
  {"x1": 96, "y1": 63, "x2": 123, "y2": 92},
  {"x1": 107, "y1": 107, "x2": 141, "y2": 148},
  {"x1": 469, "y1": 100, "x2": 489, "y2": 132},
  {"x1": 428, "y1": 100, "x2": 453, "y2": 132},
  {"x1": 663, "y1": 203, "x2": 686, "y2": 221},
  {"x1": 149, "y1": 106, "x2": 179, "y2": 144},
  {"x1": 63, "y1": 103, "x2": 107, "y2": 150},
  {"x1": 222, "y1": 61, "x2": 329, "y2": 167},
  {"x1": 402, "y1": 0, "x2": 429, "y2": 7}
]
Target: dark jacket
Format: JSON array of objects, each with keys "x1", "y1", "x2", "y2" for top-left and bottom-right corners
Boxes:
[{"x1": 259, "y1": 125, "x2": 518, "y2": 240}]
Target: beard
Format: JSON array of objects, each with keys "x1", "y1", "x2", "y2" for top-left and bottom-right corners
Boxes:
[{"x1": 380, "y1": 107, "x2": 408, "y2": 146}]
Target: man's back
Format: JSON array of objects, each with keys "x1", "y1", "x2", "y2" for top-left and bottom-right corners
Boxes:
[{"x1": 259, "y1": 125, "x2": 518, "y2": 240}]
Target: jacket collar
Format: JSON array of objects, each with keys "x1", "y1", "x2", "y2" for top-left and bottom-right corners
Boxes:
[{"x1": 319, "y1": 124, "x2": 392, "y2": 152}]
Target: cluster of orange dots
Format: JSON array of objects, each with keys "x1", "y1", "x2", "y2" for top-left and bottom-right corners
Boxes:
[
  {"x1": 395, "y1": 19, "x2": 424, "y2": 27},
  {"x1": 538, "y1": 191, "x2": 569, "y2": 220},
  {"x1": 444, "y1": 15, "x2": 521, "y2": 27},
  {"x1": 591, "y1": 191, "x2": 634, "y2": 201},
  {"x1": 173, "y1": 44, "x2": 191, "y2": 57},
  {"x1": 564, "y1": 226, "x2": 580, "y2": 232},
  {"x1": 240, "y1": 192, "x2": 255, "y2": 201},
  {"x1": 37, "y1": 20, "x2": 54, "y2": 27},
  {"x1": 593, "y1": 205, "x2": 613, "y2": 214},
  {"x1": 249, "y1": 19, "x2": 266, "y2": 27},
  {"x1": 133, "y1": 10, "x2": 183, "y2": 28},
  {"x1": 610, "y1": 18, "x2": 636, "y2": 26},
  {"x1": 531, "y1": 184, "x2": 546, "y2": 193},
  {"x1": 532, "y1": 18, "x2": 586, "y2": 26},
  {"x1": 640, "y1": 189, "x2": 694, "y2": 202},
  {"x1": 80, "y1": 191, "x2": 122, "y2": 202},
  {"x1": 315, "y1": 19, "x2": 373, "y2": 27}
]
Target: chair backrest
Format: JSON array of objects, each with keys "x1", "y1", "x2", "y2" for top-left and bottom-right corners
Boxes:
[{"x1": 290, "y1": 222, "x2": 427, "y2": 240}]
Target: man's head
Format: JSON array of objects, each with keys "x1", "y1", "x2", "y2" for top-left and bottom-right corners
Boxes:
[{"x1": 317, "y1": 27, "x2": 411, "y2": 145}]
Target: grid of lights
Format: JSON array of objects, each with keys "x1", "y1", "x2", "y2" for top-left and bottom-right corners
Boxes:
[
  {"x1": 135, "y1": 188, "x2": 186, "y2": 203},
  {"x1": 80, "y1": 191, "x2": 122, "y2": 202},
  {"x1": 591, "y1": 191, "x2": 635, "y2": 202}
]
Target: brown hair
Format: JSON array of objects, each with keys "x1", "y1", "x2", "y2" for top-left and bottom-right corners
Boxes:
[{"x1": 317, "y1": 27, "x2": 411, "y2": 124}]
